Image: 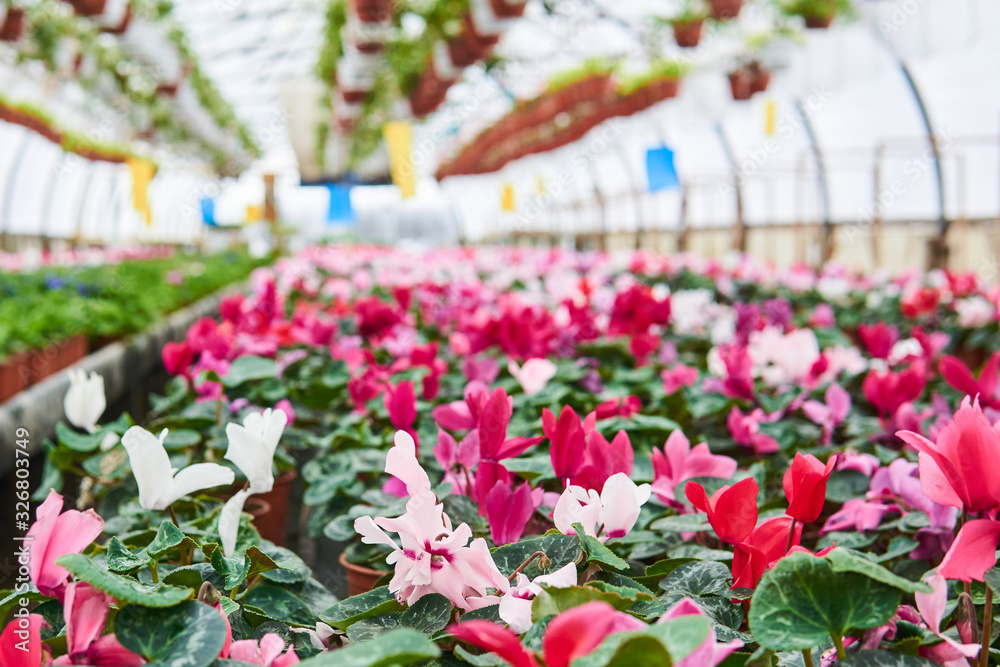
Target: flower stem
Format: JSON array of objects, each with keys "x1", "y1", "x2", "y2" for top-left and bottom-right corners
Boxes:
[
  {"x1": 981, "y1": 586, "x2": 994, "y2": 667},
  {"x1": 149, "y1": 561, "x2": 159, "y2": 584},
  {"x1": 508, "y1": 551, "x2": 548, "y2": 582},
  {"x1": 168, "y1": 505, "x2": 181, "y2": 528},
  {"x1": 802, "y1": 649, "x2": 814, "y2": 667},
  {"x1": 832, "y1": 633, "x2": 846, "y2": 660},
  {"x1": 785, "y1": 518, "x2": 798, "y2": 554}
]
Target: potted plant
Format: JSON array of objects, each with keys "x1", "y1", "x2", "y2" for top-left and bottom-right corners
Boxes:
[
  {"x1": 546, "y1": 58, "x2": 616, "y2": 112},
  {"x1": 0, "y1": 2, "x2": 25, "y2": 42},
  {"x1": 69, "y1": 0, "x2": 108, "y2": 16},
  {"x1": 0, "y1": 347, "x2": 32, "y2": 402},
  {"x1": 667, "y1": 2, "x2": 709, "y2": 48},
  {"x1": 350, "y1": 0, "x2": 394, "y2": 23},
  {"x1": 729, "y1": 59, "x2": 769, "y2": 99},
  {"x1": 489, "y1": 0, "x2": 526, "y2": 18},
  {"x1": 779, "y1": 0, "x2": 854, "y2": 28},
  {"x1": 707, "y1": 0, "x2": 742, "y2": 20}
]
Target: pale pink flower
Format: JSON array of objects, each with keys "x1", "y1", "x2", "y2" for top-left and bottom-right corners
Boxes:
[
  {"x1": 508, "y1": 358, "x2": 557, "y2": 396},
  {"x1": 650, "y1": 431, "x2": 737, "y2": 506}
]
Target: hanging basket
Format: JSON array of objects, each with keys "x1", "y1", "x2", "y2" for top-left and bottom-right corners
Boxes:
[
  {"x1": 672, "y1": 19, "x2": 704, "y2": 48},
  {"x1": 803, "y1": 13, "x2": 834, "y2": 29},
  {"x1": 708, "y1": 0, "x2": 743, "y2": 20},
  {"x1": 68, "y1": 0, "x2": 109, "y2": 17},
  {"x1": 489, "y1": 0, "x2": 526, "y2": 18},
  {"x1": 0, "y1": 7, "x2": 26, "y2": 42},
  {"x1": 728, "y1": 70, "x2": 753, "y2": 101}
]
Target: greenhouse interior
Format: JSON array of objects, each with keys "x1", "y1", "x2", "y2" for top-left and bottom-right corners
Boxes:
[{"x1": 2, "y1": 0, "x2": 1000, "y2": 665}]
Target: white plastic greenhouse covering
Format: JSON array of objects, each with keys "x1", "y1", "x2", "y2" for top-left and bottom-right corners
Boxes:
[
  {"x1": 434, "y1": 0, "x2": 1000, "y2": 245},
  {"x1": 0, "y1": 0, "x2": 998, "y2": 249},
  {"x1": 0, "y1": 122, "x2": 218, "y2": 243}
]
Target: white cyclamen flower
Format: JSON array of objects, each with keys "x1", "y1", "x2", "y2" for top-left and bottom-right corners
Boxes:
[
  {"x1": 121, "y1": 426, "x2": 235, "y2": 511},
  {"x1": 219, "y1": 488, "x2": 252, "y2": 557},
  {"x1": 64, "y1": 370, "x2": 106, "y2": 434},
  {"x1": 225, "y1": 408, "x2": 288, "y2": 494}
]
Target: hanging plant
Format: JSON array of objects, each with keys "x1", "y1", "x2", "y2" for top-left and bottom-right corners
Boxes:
[
  {"x1": 729, "y1": 60, "x2": 770, "y2": 100},
  {"x1": 489, "y1": 0, "x2": 525, "y2": 18},
  {"x1": 0, "y1": 4, "x2": 26, "y2": 41},
  {"x1": 707, "y1": 0, "x2": 742, "y2": 20},
  {"x1": 778, "y1": 0, "x2": 854, "y2": 29},
  {"x1": 665, "y1": 1, "x2": 709, "y2": 48}
]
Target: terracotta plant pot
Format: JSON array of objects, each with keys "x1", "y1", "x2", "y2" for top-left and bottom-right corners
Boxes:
[
  {"x1": 252, "y1": 469, "x2": 297, "y2": 546},
  {"x1": 748, "y1": 64, "x2": 771, "y2": 94},
  {"x1": 0, "y1": 351, "x2": 32, "y2": 403},
  {"x1": 647, "y1": 78, "x2": 680, "y2": 103},
  {"x1": 351, "y1": 0, "x2": 394, "y2": 23},
  {"x1": 70, "y1": 0, "x2": 108, "y2": 16},
  {"x1": 100, "y1": 3, "x2": 133, "y2": 34},
  {"x1": 0, "y1": 8, "x2": 26, "y2": 42},
  {"x1": 803, "y1": 13, "x2": 834, "y2": 29},
  {"x1": 489, "y1": 0, "x2": 526, "y2": 18},
  {"x1": 708, "y1": 0, "x2": 742, "y2": 20},
  {"x1": 672, "y1": 19, "x2": 704, "y2": 48},
  {"x1": 339, "y1": 552, "x2": 388, "y2": 597},
  {"x1": 340, "y1": 88, "x2": 369, "y2": 104},
  {"x1": 729, "y1": 70, "x2": 752, "y2": 101},
  {"x1": 245, "y1": 497, "x2": 272, "y2": 523}
]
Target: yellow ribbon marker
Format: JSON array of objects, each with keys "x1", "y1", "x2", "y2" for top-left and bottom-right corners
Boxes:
[
  {"x1": 501, "y1": 182, "x2": 516, "y2": 212},
  {"x1": 764, "y1": 98, "x2": 777, "y2": 137},
  {"x1": 384, "y1": 121, "x2": 416, "y2": 198},
  {"x1": 246, "y1": 204, "x2": 264, "y2": 223},
  {"x1": 126, "y1": 157, "x2": 156, "y2": 226}
]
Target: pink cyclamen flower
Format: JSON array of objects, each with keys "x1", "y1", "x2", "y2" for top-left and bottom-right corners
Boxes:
[
  {"x1": 912, "y1": 573, "x2": 980, "y2": 664},
  {"x1": 508, "y1": 358, "x2": 557, "y2": 396},
  {"x1": 433, "y1": 429, "x2": 481, "y2": 496},
  {"x1": 802, "y1": 383, "x2": 851, "y2": 443},
  {"x1": 658, "y1": 598, "x2": 743, "y2": 666},
  {"x1": 661, "y1": 363, "x2": 698, "y2": 395},
  {"x1": 274, "y1": 399, "x2": 296, "y2": 427},
  {"x1": 450, "y1": 601, "x2": 645, "y2": 667},
  {"x1": 649, "y1": 430, "x2": 737, "y2": 506},
  {"x1": 727, "y1": 407, "x2": 779, "y2": 455},
  {"x1": 938, "y1": 352, "x2": 999, "y2": 409},
  {"x1": 1, "y1": 613, "x2": 46, "y2": 667},
  {"x1": 26, "y1": 490, "x2": 104, "y2": 601},
  {"x1": 227, "y1": 634, "x2": 299, "y2": 666},
  {"x1": 52, "y1": 582, "x2": 145, "y2": 666},
  {"x1": 355, "y1": 431, "x2": 510, "y2": 609},
  {"x1": 486, "y1": 481, "x2": 535, "y2": 546},
  {"x1": 897, "y1": 396, "x2": 1000, "y2": 514},
  {"x1": 487, "y1": 562, "x2": 578, "y2": 634},
  {"x1": 462, "y1": 355, "x2": 500, "y2": 384},
  {"x1": 821, "y1": 498, "x2": 900, "y2": 535},
  {"x1": 553, "y1": 473, "x2": 650, "y2": 541}
]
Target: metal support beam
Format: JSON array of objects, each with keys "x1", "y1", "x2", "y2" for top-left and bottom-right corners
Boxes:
[{"x1": 795, "y1": 99, "x2": 833, "y2": 265}]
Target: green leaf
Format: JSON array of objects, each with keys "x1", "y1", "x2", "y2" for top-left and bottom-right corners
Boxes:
[
  {"x1": 590, "y1": 575, "x2": 663, "y2": 618},
  {"x1": 115, "y1": 601, "x2": 227, "y2": 666},
  {"x1": 147, "y1": 520, "x2": 196, "y2": 561},
  {"x1": 211, "y1": 548, "x2": 250, "y2": 590},
  {"x1": 259, "y1": 545, "x2": 311, "y2": 584},
  {"x1": 56, "y1": 554, "x2": 191, "y2": 607},
  {"x1": 224, "y1": 355, "x2": 278, "y2": 387},
  {"x1": 571, "y1": 616, "x2": 712, "y2": 667},
  {"x1": 244, "y1": 585, "x2": 316, "y2": 626},
  {"x1": 577, "y1": 529, "x2": 628, "y2": 571},
  {"x1": 296, "y1": 627, "x2": 440, "y2": 666},
  {"x1": 837, "y1": 651, "x2": 937, "y2": 666},
  {"x1": 825, "y1": 470, "x2": 871, "y2": 503},
  {"x1": 55, "y1": 422, "x2": 103, "y2": 452},
  {"x1": 162, "y1": 429, "x2": 202, "y2": 449},
  {"x1": 874, "y1": 537, "x2": 921, "y2": 564},
  {"x1": 320, "y1": 587, "x2": 405, "y2": 630},
  {"x1": 659, "y1": 561, "x2": 732, "y2": 597},
  {"x1": 531, "y1": 585, "x2": 634, "y2": 622},
  {"x1": 649, "y1": 514, "x2": 712, "y2": 533},
  {"x1": 490, "y1": 534, "x2": 581, "y2": 579},
  {"x1": 749, "y1": 552, "x2": 902, "y2": 651},
  {"x1": 399, "y1": 594, "x2": 452, "y2": 635},
  {"x1": 346, "y1": 614, "x2": 401, "y2": 643},
  {"x1": 107, "y1": 537, "x2": 151, "y2": 573},
  {"x1": 825, "y1": 549, "x2": 932, "y2": 594},
  {"x1": 984, "y1": 568, "x2": 1000, "y2": 597}
]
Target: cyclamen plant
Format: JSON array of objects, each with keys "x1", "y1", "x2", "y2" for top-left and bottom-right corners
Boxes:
[{"x1": 7, "y1": 244, "x2": 1000, "y2": 667}]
